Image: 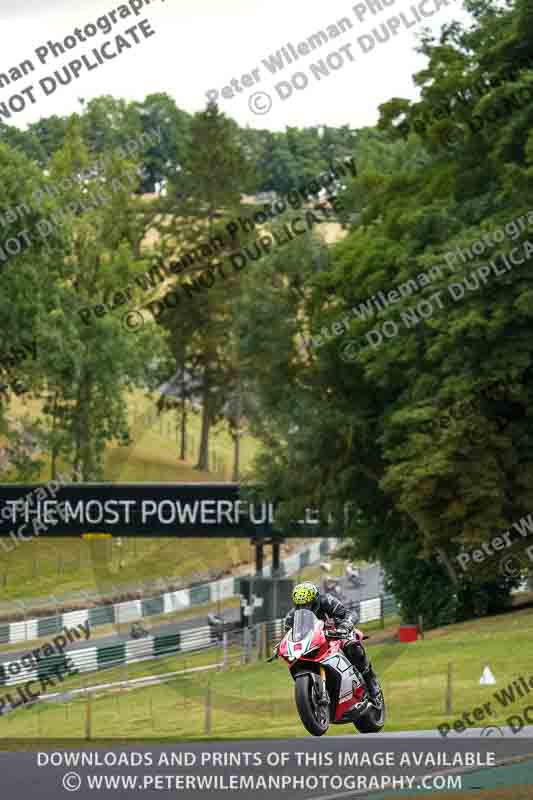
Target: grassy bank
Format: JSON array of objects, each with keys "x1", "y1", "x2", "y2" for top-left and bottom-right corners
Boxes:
[{"x1": 0, "y1": 607, "x2": 532, "y2": 743}]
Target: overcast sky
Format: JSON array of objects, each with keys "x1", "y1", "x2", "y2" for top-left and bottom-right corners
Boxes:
[{"x1": 1, "y1": 0, "x2": 472, "y2": 133}]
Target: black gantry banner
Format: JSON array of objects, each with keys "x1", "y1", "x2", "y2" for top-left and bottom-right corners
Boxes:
[{"x1": 0, "y1": 483, "x2": 332, "y2": 538}]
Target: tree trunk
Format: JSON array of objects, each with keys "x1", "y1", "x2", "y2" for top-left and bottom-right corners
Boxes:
[
  {"x1": 196, "y1": 376, "x2": 210, "y2": 471},
  {"x1": 231, "y1": 390, "x2": 243, "y2": 482},
  {"x1": 50, "y1": 391, "x2": 59, "y2": 480},
  {"x1": 403, "y1": 507, "x2": 460, "y2": 586},
  {"x1": 73, "y1": 385, "x2": 83, "y2": 480},
  {"x1": 179, "y1": 364, "x2": 187, "y2": 461},
  {"x1": 436, "y1": 547, "x2": 460, "y2": 586},
  {"x1": 180, "y1": 403, "x2": 187, "y2": 461},
  {"x1": 74, "y1": 366, "x2": 93, "y2": 482},
  {"x1": 232, "y1": 433, "x2": 241, "y2": 482}
]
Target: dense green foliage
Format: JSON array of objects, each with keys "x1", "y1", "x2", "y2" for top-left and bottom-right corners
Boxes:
[
  {"x1": 237, "y1": 0, "x2": 533, "y2": 625},
  {"x1": 2, "y1": 0, "x2": 533, "y2": 624},
  {"x1": 5, "y1": 96, "x2": 356, "y2": 195}
]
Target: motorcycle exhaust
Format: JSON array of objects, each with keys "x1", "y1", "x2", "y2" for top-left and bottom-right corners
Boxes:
[{"x1": 341, "y1": 699, "x2": 371, "y2": 722}]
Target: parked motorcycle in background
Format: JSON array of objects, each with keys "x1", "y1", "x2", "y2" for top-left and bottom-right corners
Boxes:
[
  {"x1": 324, "y1": 577, "x2": 343, "y2": 597},
  {"x1": 346, "y1": 562, "x2": 364, "y2": 589},
  {"x1": 130, "y1": 622, "x2": 149, "y2": 639},
  {"x1": 207, "y1": 612, "x2": 241, "y2": 642},
  {"x1": 269, "y1": 608, "x2": 385, "y2": 736}
]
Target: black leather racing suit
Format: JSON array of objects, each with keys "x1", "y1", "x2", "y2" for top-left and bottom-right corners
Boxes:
[
  {"x1": 284, "y1": 593, "x2": 379, "y2": 694},
  {"x1": 284, "y1": 592, "x2": 356, "y2": 635}
]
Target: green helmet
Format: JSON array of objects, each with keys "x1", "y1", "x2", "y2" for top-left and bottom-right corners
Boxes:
[{"x1": 292, "y1": 582, "x2": 319, "y2": 608}]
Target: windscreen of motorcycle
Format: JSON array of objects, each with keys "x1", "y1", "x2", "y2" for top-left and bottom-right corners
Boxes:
[{"x1": 290, "y1": 608, "x2": 318, "y2": 641}]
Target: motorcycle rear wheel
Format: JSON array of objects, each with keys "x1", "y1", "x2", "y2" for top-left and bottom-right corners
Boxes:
[
  {"x1": 295, "y1": 675, "x2": 329, "y2": 736},
  {"x1": 354, "y1": 691, "x2": 386, "y2": 733}
]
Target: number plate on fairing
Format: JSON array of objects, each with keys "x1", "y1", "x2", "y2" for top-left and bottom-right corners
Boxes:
[{"x1": 322, "y1": 653, "x2": 360, "y2": 700}]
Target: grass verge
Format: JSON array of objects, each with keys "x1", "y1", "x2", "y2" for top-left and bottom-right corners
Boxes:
[{"x1": 0, "y1": 607, "x2": 532, "y2": 744}]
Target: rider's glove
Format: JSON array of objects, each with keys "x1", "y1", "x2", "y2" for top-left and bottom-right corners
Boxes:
[{"x1": 336, "y1": 623, "x2": 351, "y2": 637}]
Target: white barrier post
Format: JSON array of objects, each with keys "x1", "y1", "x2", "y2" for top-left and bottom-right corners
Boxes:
[
  {"x1": 204, "y1": 683, "x2": 212, "y2": 734},
  {"x1": 222, "y1": 633, "x2": 228, "y2": 671},
  {"x1": 85, "y1": 693, "x2": 92, "y2": 740},
  {"x1": 260, "y1": 622, "x2": 267, "y2": 660}
]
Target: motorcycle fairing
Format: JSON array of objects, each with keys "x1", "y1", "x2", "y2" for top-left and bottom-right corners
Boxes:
[
  {"x1": 280, "y1": 609, "x2": 325, "y2": 661},
  {"x1": 322, "y1": 651, "x2": 356, "y2": 700},
  {"x1": 284, "y1": 628, "x2": 316, "y2": 661},
  {"x1": 320, "y1": 650, "x2": 366, "y2": 720}
]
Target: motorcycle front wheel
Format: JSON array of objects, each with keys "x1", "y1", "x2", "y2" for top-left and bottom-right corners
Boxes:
[{"x1": 294, "y1": 674, "x2": 329, "y2": 736}]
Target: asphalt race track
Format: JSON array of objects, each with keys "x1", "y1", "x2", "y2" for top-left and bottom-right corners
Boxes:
[
  {"x1": 0, "y1": 736, "x2": 532, "y2": 800},
  {"x1": 323, "y1": 563, "x2": 385, "y2": 608},
  {"x1": 0, "y1": 564, "x2": 384, "y2": 668}
]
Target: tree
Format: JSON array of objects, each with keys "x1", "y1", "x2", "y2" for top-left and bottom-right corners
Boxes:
[
  {"x1": 79, "y1": 96, "x2": 141, "y2": 158},
  {"x1": 145, "y1": 101, "x2": 257, "y2": 471},
  {"x1": 233, "y1": 0, "x2": 533, "y2": 626},
  {"x1": 0, "y1": 137, "x2": 71, "y2": 480},
  {"x1": 37, "y1": 117, "x2": 169, "y2": 480},
  {"x1": 0, "y1": 122, "x2": 47, "y2": 165},
  {"x1": 133, "y1": 93, "x2": 191, "y2": 193}
]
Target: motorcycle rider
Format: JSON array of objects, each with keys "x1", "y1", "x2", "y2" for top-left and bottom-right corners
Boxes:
[
  {"x1": 284, "y1": 582, "x2": 381, "y2": 700},
  {"x1": 346, "y1": 562, "x2": 361, "y2": 586}
]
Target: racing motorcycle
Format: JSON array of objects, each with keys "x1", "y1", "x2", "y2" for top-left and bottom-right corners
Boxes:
[
  {"x1": 324, "y1": 577, "x2": 343, "y2": 596},
  {"x1": 347, "y1": 572, "x2": 364, "y2": 589},
  {"x1": 130, "y1": 622, "x2": 149, "y2": 639},
  {"x1": 207, "y1": 613, "x2": 232, "y2": 642},
  {"x1": 269, "y1": 608, "x2": 385, "y2": 736}
]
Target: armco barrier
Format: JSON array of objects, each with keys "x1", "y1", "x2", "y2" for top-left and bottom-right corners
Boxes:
[
  {"x1": 0, "y1": 540, "x2": 337, "y2": 647},
  {"x1": 0, "y1": 627, "x2": 218, "y2": 691},
  {"x1": 0, "y1": 593, "x2": 397, "y2": 691},
  {"x1": 358, "y1": 597, "x2": 382, "y2": 624}
]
